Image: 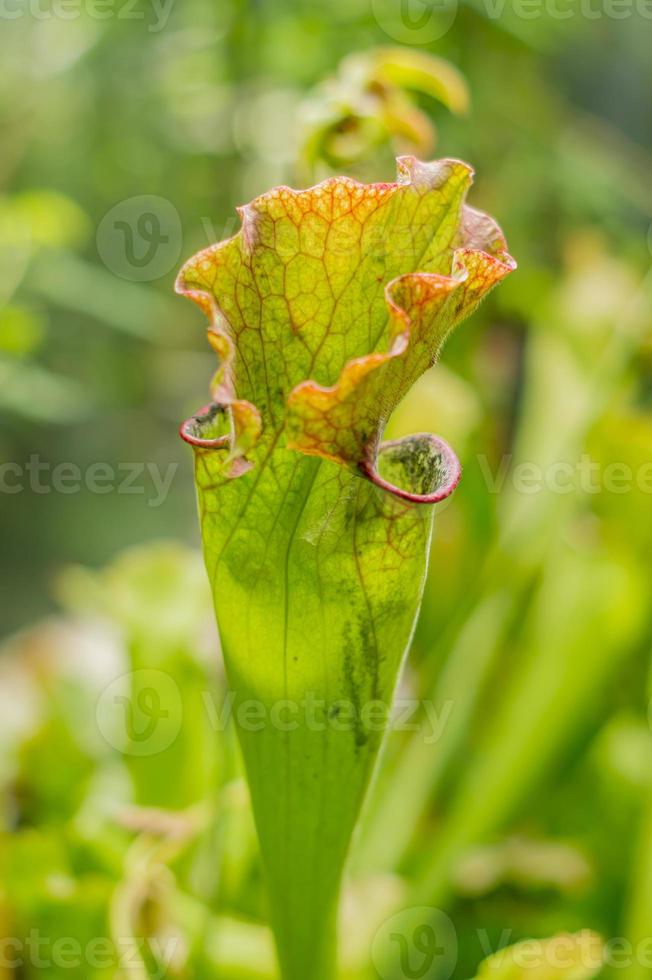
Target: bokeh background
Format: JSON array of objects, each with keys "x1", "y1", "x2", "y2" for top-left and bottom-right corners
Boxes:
[{"x1": 1, "y1": 0, "x2": 651, "y2": 977}]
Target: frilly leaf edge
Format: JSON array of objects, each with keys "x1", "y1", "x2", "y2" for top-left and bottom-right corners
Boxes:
[{"x1": 177, "y1": 157, "x2": 516, "y2": 503}]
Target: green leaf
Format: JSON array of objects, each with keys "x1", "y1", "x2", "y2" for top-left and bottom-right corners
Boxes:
[{"x1": 176, "y1": 157, "x2": 514, "y2": 980}]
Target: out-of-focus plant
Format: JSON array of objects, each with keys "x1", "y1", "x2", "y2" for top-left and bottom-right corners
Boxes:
[
  {"x1": 0, "y1": 190, "x2": 91, "y2": 423},
  {"x1": 57, "y1": 542, "x2": 219, "y2": 810},
  {"x1": 0, "y1": 542, "x2": 253, "y2": 980},
  {"x1": 357, "y1": 235, "x2": 652, "y2": 929},
  {"x1": 619, "y1": 661, "x2": 652, "y2": 980},
  {"x1": 299, "y1": 48, "x2": 469, "y2": 180}
]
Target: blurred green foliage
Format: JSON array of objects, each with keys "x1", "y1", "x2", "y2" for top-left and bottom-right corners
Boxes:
[{"x1": 1, "y1": 0, "x2": 651, "y2": 978}]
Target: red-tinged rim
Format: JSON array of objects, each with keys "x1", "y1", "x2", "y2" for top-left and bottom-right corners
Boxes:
[
  {"x1": 179, "y1": 403, "x2": 230, "y2": 449},
  {"x1": 360, "y1": 433, "x2": 462, "y2": 504}
]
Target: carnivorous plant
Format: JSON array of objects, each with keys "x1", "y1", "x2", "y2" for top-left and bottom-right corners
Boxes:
[{"x1": 177, "y1": 157, "x2": 515, "y2": 980}]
